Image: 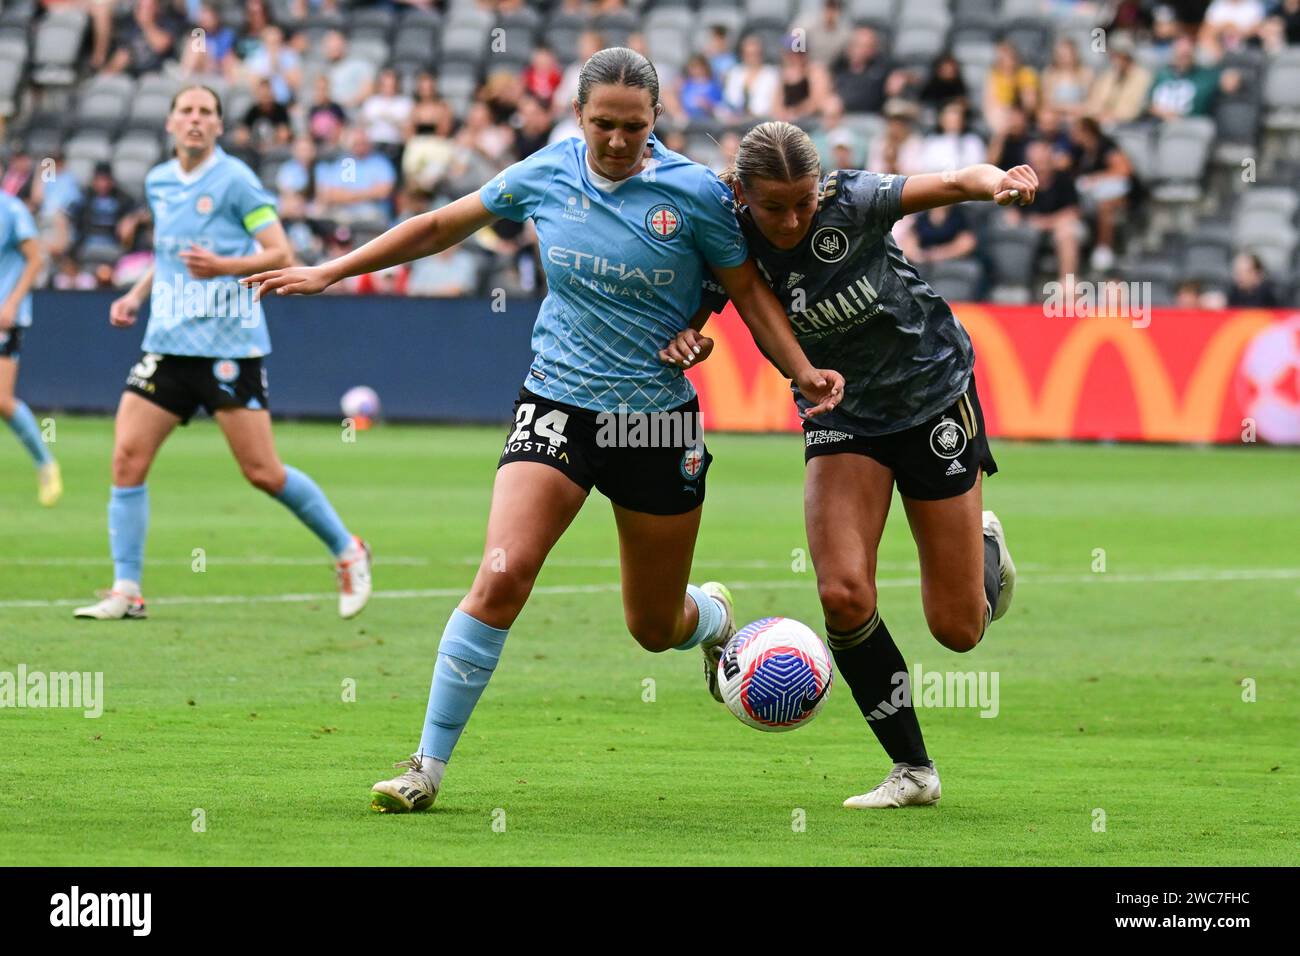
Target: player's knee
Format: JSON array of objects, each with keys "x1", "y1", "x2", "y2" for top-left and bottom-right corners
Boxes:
[
  {"x1": 928, "y1": 611, "x2": 984, "y2": 653},
  {"x1": 624, "y1": 613, "x2": 680, "y2": 653},
  {"x1": 817, "y1": 578, "x2": 877, "y2": 633},
  {"x1": 111, "y1": 445, "x2": 150, "y2": 485},
  {"x1": 464, "y1": 563, "x2": 539, "y2": 626},
  {"x1": 0, "y1": 396, "x2": 15, "y2": 418},
  {"x1": 243, "y1": 461, "x2": 286, "y2": 494}
]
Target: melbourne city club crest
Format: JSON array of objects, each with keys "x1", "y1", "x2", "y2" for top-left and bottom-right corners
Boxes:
[
  {"x1": 680, "y1": 445, "x2": 705, "y2": 480},
  {"x1": 645, "y1": 203, "x2": 682, "y2": 241}
]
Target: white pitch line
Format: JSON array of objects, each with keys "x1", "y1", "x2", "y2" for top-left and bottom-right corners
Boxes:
[
  {"x1": 2, "y1": 568, "x2": 1298, "y2": 611},
  {"x1": 0, "y1": 555, "x2": 1046, "y2": 573}
]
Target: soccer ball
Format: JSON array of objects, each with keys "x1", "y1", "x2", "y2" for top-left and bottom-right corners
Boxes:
[
  {"x1": 1235, "y1": 315, "x2": 1300, "y2": 445},
  {"x1": 718, "y1": 617, "x2": 833, "y2": 732},
  {"x1": 341, "y1": 386, "x2": 381, "y2": 429}
]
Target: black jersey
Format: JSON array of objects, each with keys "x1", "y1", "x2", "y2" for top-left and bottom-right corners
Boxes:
[{"x1": 706, "y1": 169, "x2": 975, "y2": 436}]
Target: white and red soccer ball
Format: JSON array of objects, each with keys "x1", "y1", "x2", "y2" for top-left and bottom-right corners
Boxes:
[
  {"x1": 341, "y1": 385, "x2": 381, "y2": 429},
  {"x1": 719, "y1": 617, "x2": 833, "y2": 732}
]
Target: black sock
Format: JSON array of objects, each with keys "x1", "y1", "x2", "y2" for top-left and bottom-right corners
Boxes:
[
  {"x1": 826, "y1": 611, "x2": 929, "y2": 766},
  {"x1": 983, "y1": 534, "x2": 1001, "y2": 621}
]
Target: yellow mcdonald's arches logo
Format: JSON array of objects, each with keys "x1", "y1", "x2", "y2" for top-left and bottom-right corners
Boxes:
[
  {"x1": 689, "y1": 316, "x2": 796, "y2": 431},
  {"x1": 958, "y1": 307, "x2": 1274, "y2": 441}
]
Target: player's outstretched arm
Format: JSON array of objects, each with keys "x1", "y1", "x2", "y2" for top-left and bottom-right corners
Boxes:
[
  {"x1": 899, "y1": 164, "x2": 1039, "y2": 216},
  {"x1": 711, "y1": 259, "x2": 845, "y2": 418},
  {"x1": 241, "y1": 193, "x2": 496, "y2": 299}
]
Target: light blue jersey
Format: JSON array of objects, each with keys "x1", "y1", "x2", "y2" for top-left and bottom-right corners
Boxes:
[
  {"x1": 0, "y1": 193, "x2": 38, "y2": 328},
  {"x1": 480, "y1": 135, "x2": 748, "y2": 413},
  {"x1": 143, "y1": 147, "x2": 279, "y2": 357}
]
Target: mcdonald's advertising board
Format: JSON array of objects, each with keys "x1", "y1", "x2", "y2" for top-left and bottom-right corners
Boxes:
[{"x1": 687, "y1": 305, "x2": 1300, "y2": 445}]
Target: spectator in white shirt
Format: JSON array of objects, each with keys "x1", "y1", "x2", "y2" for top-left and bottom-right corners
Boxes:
[
  {"x1": 918, "y1": 99, "x2": 986, "y2": 173},
  {"x1": 1201, "y1": 0, "x2": 1267, "y2": 50},
  {"x1": 362, "y1": 68, "x2": 413, "y2": 160},
  {"x1": 723, "y1": 34, "x2": 781, "y2": 119}
]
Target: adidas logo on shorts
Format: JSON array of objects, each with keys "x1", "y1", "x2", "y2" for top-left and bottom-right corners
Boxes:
[{"x1": 945, "y1": 459, "x2": 967, "y2": 476}]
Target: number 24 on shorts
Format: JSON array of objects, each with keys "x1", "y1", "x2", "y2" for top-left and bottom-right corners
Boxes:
[{"x1": 509, "y1": 403, "x2": 570, "y2": 447}]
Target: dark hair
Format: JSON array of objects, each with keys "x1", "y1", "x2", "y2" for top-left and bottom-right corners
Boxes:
[
  {"x1": 1077, "y1": 115, "x2": 1102, "y2": 139},
  {"x1": 170, "y1": 84, "x2": 224, "y2": 118},
  {"x1": 576, "y1": 47, "x2": 659, "y2": 110},
  {"x1": 722, "y1": 120, "x2": 821, "y2": 192},
  {"x1": 939, "y1": 97, "x2": 969, "y2": 133}
]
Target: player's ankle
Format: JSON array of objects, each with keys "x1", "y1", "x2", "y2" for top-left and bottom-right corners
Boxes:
[{"x1": 113, "y1": 579, "x2": 142, "y2": 598}]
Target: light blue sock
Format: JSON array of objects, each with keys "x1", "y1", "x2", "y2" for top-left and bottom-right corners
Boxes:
[
  {"x1": 5, "y1": 400, "x2": 52, "y2": 466},
  {"x1": 109, "y1": 484, "x2": 148, "y2": 584},
  {"x1": 676, "y1": 585, "x2": 723, "y2": 650},
  {"x1": 273, "y1": 464, "x2": 352, "y2": 556},
  {"x1": 417, "y1": 608, "x2": 510, "y2": 763}
]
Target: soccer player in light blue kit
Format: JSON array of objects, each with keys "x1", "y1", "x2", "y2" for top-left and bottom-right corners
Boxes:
[
  {"x1": 0, "y1": 189, "x2": 61, "y2": 506},
  {"x1": 74, "y1": 86, "x2": 372, "y2": 621},
  {"x1": 247, "y1": 48, "x2": 845, "y2": 812}
]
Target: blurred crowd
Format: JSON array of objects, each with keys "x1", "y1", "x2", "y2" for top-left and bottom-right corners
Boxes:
[{"x1": 1, "y1": 0, "x2": 1298, "y2": 306}]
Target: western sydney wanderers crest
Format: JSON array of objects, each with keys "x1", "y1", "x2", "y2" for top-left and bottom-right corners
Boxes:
[
  {"x1": 195, "y1": 194, "x2": 214, "y2": 215},
  {"x1": 680, "y1": 445, "x2": 705, "y2": 480},
  {"x1": 929, "y1": 417, "x2": 967, "y2": 460},
  {"x1": 212, "y1": 359, "x2": 239, "y2": 383},
  {"x1": 645, "y1": 203, "x2": 682, "y2": 241},
  {"x1": 811, "y1": 226, "x2": 848, "y2": 263}
]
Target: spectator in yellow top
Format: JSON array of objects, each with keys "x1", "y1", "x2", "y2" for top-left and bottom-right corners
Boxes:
[{"x1": 984, "y1": 40, "x2": 1040, "y2": 135}]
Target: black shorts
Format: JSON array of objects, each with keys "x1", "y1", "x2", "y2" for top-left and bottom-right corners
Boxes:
[
  {"x1": 0, "y1": 327, "x2": 21, "y2": 358},
  {"x1": 803, "y1": 379, "x2": 998, "y2": 500},
  {"x1": 124, "y1": 352, "x2": 270, "y2": 425},
  {"x1": 498, "y1": 389, "x2": 712, "y2": 516}
]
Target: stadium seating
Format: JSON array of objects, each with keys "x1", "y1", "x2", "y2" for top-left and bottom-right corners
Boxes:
[{"x1": 0, "y1": 0, "x2": 1292, "y2": 305}]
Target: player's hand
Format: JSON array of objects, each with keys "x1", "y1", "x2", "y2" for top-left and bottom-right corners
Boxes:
[
  {"x1": 658, "y1": 328, "x2": 714, "y2": 369},
  {"x1": 242, "y1": 264, "x2": 335, "y2": 300},
  {"x1": 795, "y1": 367, "x2": 845, "y2": 419},
  {"x1": 0, "y1": 300, "x2": 16, "y2": 330},
  {"x1": 994, "y1": 165, "x2": 1038, "y2": 206},
  {"x1": 109, "y1": 294, "x2": 140, "y2": 328},
  {"x1": 179, "y1": 243, "x2": 225, "y2": 279}
]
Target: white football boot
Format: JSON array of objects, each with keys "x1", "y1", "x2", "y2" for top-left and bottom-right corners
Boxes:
[
  {"x1": 843, "y1": 763, "x2": 941, "y2": 809},
  {"x1": 982, "y1": 510, "x2": 1017, "y2": 622},
  {"x1": 699, "y1": 581, "x2": 736, "y2": 703},
  {"x1": 336, "y1": 536, "x2": 372, "y2": 619},
  {"x1": 74, "y1": 581, "x2": 147, "y2": 620},
  {"x1": 370, "y1": 754, "x2": 438, "y2": 813}
]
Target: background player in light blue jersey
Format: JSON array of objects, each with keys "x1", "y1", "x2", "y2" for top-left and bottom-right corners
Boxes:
[
  {"x1": 246, "y1": 48, "x2": 845, "y2": 813},
  {"x1": 0, "y1": 189, "x2": 61, "y2": 506},
  {"x1": 664, "y1": 121, "x2": 1038, "y2": 809},
  {"x1": 74, "y1": 86, "x2": 372, "y2": 622}
]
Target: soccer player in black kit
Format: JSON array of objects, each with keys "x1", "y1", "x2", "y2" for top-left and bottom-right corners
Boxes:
[{"x1": 662, "y1": 121, "x2": 1037, "y2": 807}]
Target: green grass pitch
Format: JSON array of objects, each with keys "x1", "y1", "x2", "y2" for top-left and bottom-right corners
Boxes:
[{"x1": 1, "y1": 417, "x2": 1296, "y2": 865}]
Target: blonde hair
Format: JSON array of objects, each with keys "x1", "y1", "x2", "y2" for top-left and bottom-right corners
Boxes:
[{"x1": 723, "y1": 121, "x2": 821, "y2": 191}]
